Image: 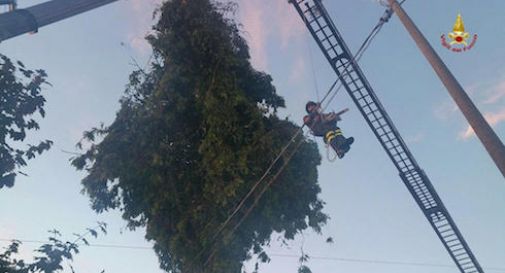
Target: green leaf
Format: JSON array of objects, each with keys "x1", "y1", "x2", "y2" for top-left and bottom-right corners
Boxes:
[
  {"x1": 71, "y1": 1, "x2": 326, "y2": 273},
  {"x1": 298, "y1": 265, "x2": 312, "y2": 273}
]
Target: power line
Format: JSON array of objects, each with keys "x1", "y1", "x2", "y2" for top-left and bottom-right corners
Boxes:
[
  {"x1": 210, "y1": 1, "x2": 395, "y2": 254},
  {"x1": 203, "y1": 138, "x2": 306, "y2": 266},
  {"x1": 269, "y1": 253, "x2": 505, "y2": 272},
  {"x1": 0, "y1": 238, "x2": 152, "y2": 250},
  {"x1": 2, "y1": 238, "x2": 503, "y2": 272},
  {"x1": 199, "y1": 4, "x2": 396, "y2": 267}
]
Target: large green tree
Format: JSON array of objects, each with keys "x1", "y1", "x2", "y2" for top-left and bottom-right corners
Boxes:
[
  {"x1": 73, "y1": 1, "x2": 327, "y2": 272},
  {"x1": 0, "y1": 54, "x2": 52, "y2": 189}
]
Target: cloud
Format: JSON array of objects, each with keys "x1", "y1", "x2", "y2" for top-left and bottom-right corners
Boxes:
[
  {"x1": 124, "y1": 0, "x2": 307, "y2": 68},
  {"x1": 239, "y1": 1, "x2": 268, "y2": 70},
  {"x1": 406, "y1": 132, "x2": 426, "y2": 144},
  {"x1": 125, "y1": 0, "x2": 162, "y2": 55},
  {"x1": 434, "y1": 100, "x2": 459, "y2": 121},
  {"x1": 459, "y1": 108, "x2": 505, "y2": 139},
  {"x1": 238, "y1": 0, "x2": 305, "y2": 70},
  {"x1": 275, "y1": 0, "x2": 305, "y2": 49},
  {"x1": 457, "y1": 76, "x2": 505, "y2": 139},
  {"x1": 289, "y1": 56, "x2": 306, "y2": 84},
  {"x1": 128, "y1": 35, "x2": 152, "y2": 55},
  {"x1": 483, "y1": 80, "x2": 505, "y2": 104}
]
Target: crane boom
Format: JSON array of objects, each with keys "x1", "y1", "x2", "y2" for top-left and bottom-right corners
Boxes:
[
  {"x1": 0, "y1": 0, "x2": 118, "y2": 42},
  {"x1": 289, "y1": 1, "x2": 484, "y2": 273}
]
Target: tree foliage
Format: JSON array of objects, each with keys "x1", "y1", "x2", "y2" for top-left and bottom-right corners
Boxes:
[
  {"x1": 0, "y1": 223, "x2": 106, "y2": 273},
  {"x1": 0, "y1": 54, "x2": 52, "y2": 189},
  {"x1": 72, "y1": 0, "x2": 327, "y2": 272}
]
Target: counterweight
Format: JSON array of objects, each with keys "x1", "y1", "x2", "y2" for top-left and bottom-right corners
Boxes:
[{"x1": 289, "y1": 1, "x2": 484, "y2": 273}]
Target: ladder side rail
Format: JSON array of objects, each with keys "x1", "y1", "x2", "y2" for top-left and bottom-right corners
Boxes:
[
  {"x1": 314, "y1": 0, "x2": 422, "y2": 172},
  {"x1": 297, "y1": 0, "x2": 445, "y2": 215},
  {"x1": 420, "y1": 171, "x2": 485, "y2": 273},
  {"x1": 298, "y1": 1, "x2": 445, "y2": 217},
  {"x1": 295, "y1": 0, "x2": 418, "y2": 175},
  {"x1": 290, "y1": 1, "x2": 484, "y2": 273},
  {"x1": 400, "y1": 171, "x2": 477, "y2": 273}
]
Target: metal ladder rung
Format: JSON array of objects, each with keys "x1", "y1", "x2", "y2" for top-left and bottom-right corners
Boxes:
[
  {"x1": 411, "y1": 185, "x2": 428, "y2": 194},
  {"x1": 460, "y1": 261, "x2": 475, "y2": 267},
  {"x1": 437, "y1": 224, "x2": 451, "y2": 230},
  {"x1": 320, "y1": 35, "x2": 336, "y2": 45},
  {"x1": 439, "y1": 226, "x2": 454, "y2": 232},
  {"x1": 447, "y1": 240, "x2": 462, "y2": 247},
  {"x1": 412, "y1": 189, "x2": 433, "y2": 201},
  {"x1": 324, "y1": 44, "x2": 336, "y2": 52},
  {"x1": 461, "y1": 265, "x2": 477, "y2": 271},
  {"x1": 451, "y1": 246, "x2": 466, "y2": 252},
  {"x1": 314, "y1": 25, "x2": 329, "y2": 34},
  {"x1": 445, "y1": 237, "x2": 461, "y2": 243},
  {"x1": 413, "y1": 187, "x2": 431, "y2": 198},
  {"x1": 378, "y1": 131, "x2": 393, "y2": 139},
  {"x1": 442, "y1": 234, "x2": 458, "y2": 241},
  {"x1": 440, "y1": 230, "x2": 456, "y2": 236},
  {"x1": 452, "y1": 246, "x2": 467, "y2": 251},
  {"x1": 335, "y1": 64, "x2": 349, "y2": 72}
]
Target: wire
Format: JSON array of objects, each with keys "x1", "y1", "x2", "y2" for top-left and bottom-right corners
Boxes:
[
  {"x1": 0, "y1": 238, "x2": 152, "y2": 250},
  {"x1": 199, "y1": 128, "x2": 304, "y2": 252},
  {"x1": 190, "y1": 81, "x2": 340, "y2": 267},
  {"x1": 269, "y1": 253, "x2": 505, "y2": 272},
  {"x1": 305, "y1": 32, "x2": 321, "y2": 101},
  {"x1": 198, "y1": 3, "x2": 395, "y2": 267},
  {"x1": 203, "y1": 138, "x2": 305, "y2": 266},
  {"x1": 2, "y1": 238, "x2": 503, "y2": 272}
]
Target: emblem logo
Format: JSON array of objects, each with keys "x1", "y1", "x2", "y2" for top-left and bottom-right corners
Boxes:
[{"x1": 441, "y1": 14, "x2": 477, "y2": 52}]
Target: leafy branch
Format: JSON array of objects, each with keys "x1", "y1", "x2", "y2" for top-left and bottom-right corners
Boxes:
[{"x1": 0, "y1": 223, "x2": 107, "y2": 273}]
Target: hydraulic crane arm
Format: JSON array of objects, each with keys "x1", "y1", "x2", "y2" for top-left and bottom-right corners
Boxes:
[
  {"x1": 289, "y1": 1, "x2": 484, "y2": 273},
  {"x1": 0, "y1": 0, "x2": 118, "y2": 42}
]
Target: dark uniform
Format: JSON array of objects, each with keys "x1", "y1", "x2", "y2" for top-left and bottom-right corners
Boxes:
[{"x1": 303, "y1": 102, "x2": 353, "y2": 158}]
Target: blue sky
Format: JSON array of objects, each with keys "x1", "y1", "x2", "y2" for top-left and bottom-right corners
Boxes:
[{"x1": 0, "y1": 1, "x2": 504, "y2": 273}]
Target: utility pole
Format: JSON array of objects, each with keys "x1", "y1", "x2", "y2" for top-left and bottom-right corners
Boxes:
[
  {"x1": 0, "y1": 0, "x2": 118, "y2": 42},
  {"x1": 388, "y1": 0, "x2": 505, "y2": 178}
]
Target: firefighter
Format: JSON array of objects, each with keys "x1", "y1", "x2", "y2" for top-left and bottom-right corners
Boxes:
[{"x1": 303, "y1": 101, "x2": 354, "y2": 158}]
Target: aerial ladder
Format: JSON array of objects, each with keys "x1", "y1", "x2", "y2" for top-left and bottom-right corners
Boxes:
[
  {"x1": 289, "y1": 1, "x2": 484, "y2": 273},
  {"x1": 0, "y1": 0, "x2": 16, "y2": 11},
  {"x1": 0, "y1": 0, "x2": 118, "y2": 42}
]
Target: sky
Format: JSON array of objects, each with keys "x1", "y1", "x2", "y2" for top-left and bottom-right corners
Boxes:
[{"x1": 0, "y1": 0, "x2": 504, "y2": 273}]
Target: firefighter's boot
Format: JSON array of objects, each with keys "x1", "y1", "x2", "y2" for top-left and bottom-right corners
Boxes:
[
  {"x1": 325, "y1": 129, "x2": 354, "y2": 159},
  {"x1": 331, "y1": 135, "x2": 349, "y2": 158}
]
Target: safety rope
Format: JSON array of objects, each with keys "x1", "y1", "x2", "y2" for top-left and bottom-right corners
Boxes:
[
  {"x1": 326, "y1": 143, "x2": 338, "y2": 162},
  {"x1": 191, "y1": 5, "x2": 395, "y2": 269},
  {"x1": 203, "y1": 137, "x2": 305, "y2": 266},
  {"x1": 305, "y1": 32, "x2": 321, "y2": 102}
]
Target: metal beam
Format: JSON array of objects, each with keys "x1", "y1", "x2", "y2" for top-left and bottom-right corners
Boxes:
[
  {"x1": 0, "y1": 0, "x2": 119, "y2": 42},
  {"x1": 388, "y1": 0, "x2": 505, "y2": 178}
]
